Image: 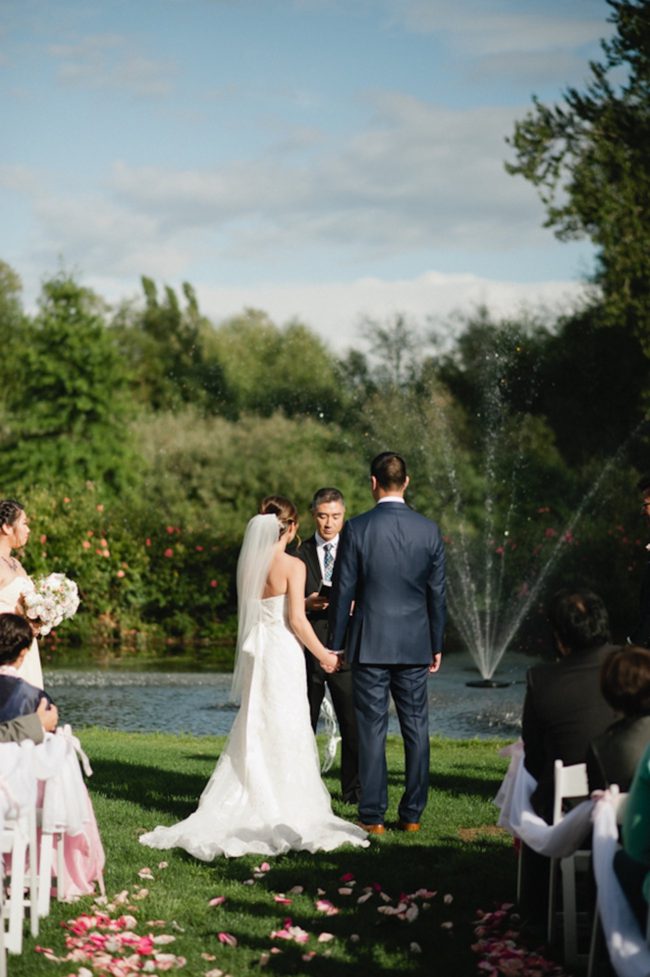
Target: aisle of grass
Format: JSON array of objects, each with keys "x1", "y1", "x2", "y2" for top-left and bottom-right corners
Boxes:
[{"x1": 15, "y1": 731, "x2": 518, "y2": 977}]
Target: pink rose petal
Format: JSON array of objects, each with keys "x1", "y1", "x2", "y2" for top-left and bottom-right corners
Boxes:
[
  {"x1": 218, "y1": 932, "x2": 238, "y2": 947},
  {"x1": 208, "y1": 896, "x2": 226, "y2": 906}
]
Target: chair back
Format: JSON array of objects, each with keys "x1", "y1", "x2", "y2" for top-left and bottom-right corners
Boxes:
[{"x1": 552, "y1": 760, "x2": 589, "y2": 825}]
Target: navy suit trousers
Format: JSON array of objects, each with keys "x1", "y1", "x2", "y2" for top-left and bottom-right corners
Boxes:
[{"x1": 352, "y1": 663, "x2": 430, "y2": 824}]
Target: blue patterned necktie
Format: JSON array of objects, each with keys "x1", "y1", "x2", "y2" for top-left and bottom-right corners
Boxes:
[{"x1": 323, "y1": 543, "x2": 334, "y2": 583}]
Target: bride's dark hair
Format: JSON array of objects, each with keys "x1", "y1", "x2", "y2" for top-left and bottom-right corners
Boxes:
[
  {"x1": 259, "y1": 496, "x2": 298, "y2": 539},
  {"x1": 0, "y1": 500, "x2": 24, "y2": 530}
]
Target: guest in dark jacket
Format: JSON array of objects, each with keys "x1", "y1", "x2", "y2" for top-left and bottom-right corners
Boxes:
[
  {"x1": 587, "y1": 645, "x2": 650, "y2": 792},
  {"x1": 522, "y1": 589, "x2": 618, "y2": 822},
  {"x1": 0, "y1": 613, "x2": 55, "y2": 722},
  {"x1": 519, "y1": 589, "x2": 618, "y2": 922}
]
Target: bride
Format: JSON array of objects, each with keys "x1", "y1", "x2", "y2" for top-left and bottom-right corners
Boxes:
[
  {"x1": 0, "y1": 499, "x2": 43, "y2": 690},
  {"x1": 140, "y1": 496, "x2": 369, "y2": 859}
]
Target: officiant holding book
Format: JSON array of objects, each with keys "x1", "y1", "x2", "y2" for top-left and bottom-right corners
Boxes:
[{"x1": 297, "y1": 487, "x2": 360, "y2": 804}]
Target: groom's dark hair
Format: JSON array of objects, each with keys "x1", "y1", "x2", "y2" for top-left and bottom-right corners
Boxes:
[
  {"x1": 371, "y1": 452, "x2": 407, "y2": 489},
  {"x1": 0, "y1": 613, "x2": 33, "y2": 665}
]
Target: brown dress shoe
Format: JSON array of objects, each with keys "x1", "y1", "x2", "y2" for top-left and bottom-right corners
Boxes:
[
  {"x1": 397, "y1": 822, "x2": 420, "y2": 832},
  {"x1": 357, "y1": 822, "x2": 386, "y2": 835}
]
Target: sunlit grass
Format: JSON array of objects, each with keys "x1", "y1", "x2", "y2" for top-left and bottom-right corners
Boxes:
[{"x1": 15, "y1": 731, "x2": 518, "y2": 977}]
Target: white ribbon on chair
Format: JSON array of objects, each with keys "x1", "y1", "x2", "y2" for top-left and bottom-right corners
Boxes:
[
  {"x1": 591, "y1": 790, "x2": 650, "y2": 977},
  {"x1": 495, "y1": 740, "x2": 594, "y2": 857}
]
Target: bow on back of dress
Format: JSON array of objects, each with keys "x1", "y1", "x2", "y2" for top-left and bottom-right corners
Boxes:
[{"x1": 230, "y1": 514, "x2": 280, "y2": 704}]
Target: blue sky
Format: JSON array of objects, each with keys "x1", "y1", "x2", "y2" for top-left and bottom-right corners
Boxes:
[{"x1": 1, "y1": 0, "x2": 611, "y2": 349}]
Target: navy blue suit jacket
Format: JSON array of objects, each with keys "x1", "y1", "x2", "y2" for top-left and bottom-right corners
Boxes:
[{"x1": 328, "y1": 501, "x2": 446, "y2": 665}]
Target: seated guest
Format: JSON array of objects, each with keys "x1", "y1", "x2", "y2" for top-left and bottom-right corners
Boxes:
[
  {"x1": 523, "y1": 589, "x2": 618, "y2": 822},
  {"x1": 519, "y1": 589, "x2": 618, "y2": 923},
  {"x1": 0, "y1": 613, "x2": 55, "y2": 722},
  {"x1": 587, "y1": 646, "x2": 650, "y2": 791},
  {"x1": 614, "y1": 741, "x2": 650, "y2": 929},
  {"x1": 0, "y1": 698, "x2": 58, "y2": 742}
]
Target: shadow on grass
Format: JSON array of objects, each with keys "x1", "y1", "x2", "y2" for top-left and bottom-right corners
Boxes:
[
  {"x1": 186, "y1": 839, "x2": 515, "y2": 977},
  {"x1": 89, "y1": 757, "x2": 216, "y2": 819}
]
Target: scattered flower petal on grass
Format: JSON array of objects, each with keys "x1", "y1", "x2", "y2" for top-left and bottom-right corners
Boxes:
[
  {"x1": 302, "y1": 951, "x2": 317, "y2": 961},
  {"x1": 208, "y1": 896, "x2": 227, "y2": 907},
  {"x1": 273, "y1": 895, "x2": 292, "y2": 904},
  {"x1": 259, "y1": 951, "x2": 271, "y2": 966},
  {"x1": 357, "y1": 891, "x2": 373, "y2": 904},
  {"x1": 340, "y1": 872, "x2": 355, "y2": 882},
  {"x1": 443, "y1": 893, "x2": 453, "y2": 904},
  {"x1": 349, "y1": 934, "x2": 360, "y2": 943},
  {"x1": 158, "y1": 861, "x2": 169, "y2": 869},
  {"x1": 204, "y1": 969, "x2": 224, "y2": 977},
  {"x1": 201, "y1": 952, "x2": 217, "y2": 960},
  {"x1": 338, "y1": 887, "x2": 353, "y2": 895},
  {"x1": 287, "y1": 885, "x2": 304, "y2": 894},
  {"x1": 410, "y1": 942, "x2": 422, "y2": 953},
  {"x1": 218, "y1": 932, "x2": 238, "y2": 947},
  {"x1": 318, "y1": 932, "x2": 335, "y2": 943},
  {"x1": 315, "y1": 899, "x2": 339, "y2": 916},
  {"x1": 138, "y1": 867, "x2": 154, "y2": 880}
]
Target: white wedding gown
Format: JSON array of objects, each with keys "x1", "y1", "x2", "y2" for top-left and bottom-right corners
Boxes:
[
  {"x1": 0, "y1": 576, "x2": 44, "y2": 690},
  {"x1": 140, "y1": 595, "x2": 368, "y2": 859}
]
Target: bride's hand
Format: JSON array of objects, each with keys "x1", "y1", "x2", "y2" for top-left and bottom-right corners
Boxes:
[{"x1": 321, "y1": 651, "x2": 340, "y2": 674}]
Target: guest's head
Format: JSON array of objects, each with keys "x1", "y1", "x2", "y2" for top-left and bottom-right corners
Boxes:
[
  {"x1": 600, "y1": 646, "x2": 650, "y2": 716},
  {"x1": 309, "y1": 488, "x2": 345, "y2": 542},
  {"x1": 0, "y1": 500, "x2": 29, "y2": 550},
  {"x1": 0, "y1": 613, "x2": 33, "y2": 667},
  {"x1": 370, "y1": 452, "x2": 409, "y2": 498},
  {"x1": 548, "y1": 589, "x2": 610, "y2": 655},
  {"x1": 259, "y1": 495, "x2": 298, "y2": 541}
]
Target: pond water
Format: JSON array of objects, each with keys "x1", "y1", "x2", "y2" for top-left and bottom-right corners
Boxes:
[{"x1": 44, "y1": 650, "x2": 532, "y2": 740}]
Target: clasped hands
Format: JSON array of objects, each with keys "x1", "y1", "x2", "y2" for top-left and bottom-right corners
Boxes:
[{"x1": 321, "y1": 651, "x2": 342, "y2": 675}]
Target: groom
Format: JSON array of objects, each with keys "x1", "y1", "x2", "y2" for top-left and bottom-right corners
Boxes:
[{"x1": 328, "y1": 452, "x2": 446, "y2": 834}]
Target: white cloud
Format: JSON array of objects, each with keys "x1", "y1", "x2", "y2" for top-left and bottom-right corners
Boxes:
[
  {"x1": 388, "y1": 0, "x2": 605, "y2": 53},
  {"x1": 48, "y1": 33, "x2": 177, "y2": 96},
  {"x1": 109, "y1": 94, "x2": 550, "y2": 262},
  {"x1": 186, "y1": 270, "x2": 591, "y2": 350}
]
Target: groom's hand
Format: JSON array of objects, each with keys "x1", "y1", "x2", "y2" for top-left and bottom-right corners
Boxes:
[
  {"x1": 321, "y1": 651, "x2": 341, "y2": 674},
  {"x1": 429, "y1": 653, "x2": 442, "y2": 674}
]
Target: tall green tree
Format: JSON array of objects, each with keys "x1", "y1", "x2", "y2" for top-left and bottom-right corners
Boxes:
[
  {"x1": 507, "y1": 0, "x2": 650, "y2": 348},
  {"x1": 112, "y1": 278, "x2": 229, "y2": 413},
  {"x1": 210, "y1": 310, "x2": 343, "y2": 420},
  {"x1": 2, "y1": 273, "x2": 134, "y2": 490}
]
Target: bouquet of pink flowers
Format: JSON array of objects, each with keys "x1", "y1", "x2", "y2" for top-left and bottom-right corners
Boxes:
[{"x1": 21, "y1": 573, "x2": 81, "y2": 636}]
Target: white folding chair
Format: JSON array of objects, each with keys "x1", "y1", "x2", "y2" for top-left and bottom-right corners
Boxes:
[
  {"x1": 548, "y1": 760, "x2": 592, "y2": 965},
  {"x1": 0, "y1": 806, "x2": 39, "y2": 955},
  {"x1": 36, "y1": 810, "x2": 66, "y2": 918}
]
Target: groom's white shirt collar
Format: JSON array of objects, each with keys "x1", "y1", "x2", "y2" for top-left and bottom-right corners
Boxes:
[
  {"x1": 377, "y1": 495, "x2": 406, "y2": 504},
  {"x1": 315, "y1": 532, "x2": 339, "y2": 549}
]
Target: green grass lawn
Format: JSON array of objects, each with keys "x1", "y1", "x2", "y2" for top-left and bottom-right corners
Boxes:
[{"x1": 15, "y1": 732, "x2": 520, "y2": 977}]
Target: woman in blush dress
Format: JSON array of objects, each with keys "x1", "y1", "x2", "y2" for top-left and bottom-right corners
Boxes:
[
  {"x1": 140, "y1": 496, "x2": 369, "y2": 859},
  {"x1": 0, "y1": 499, "x2": 43, "y2": 689}
]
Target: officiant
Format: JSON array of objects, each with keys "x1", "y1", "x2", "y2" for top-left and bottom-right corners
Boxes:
[{"x1": 297, "y1": 487, "x2": 360, "y2": 804}]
